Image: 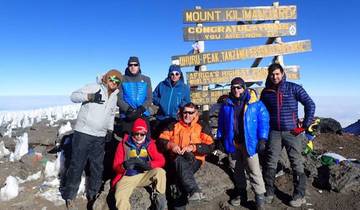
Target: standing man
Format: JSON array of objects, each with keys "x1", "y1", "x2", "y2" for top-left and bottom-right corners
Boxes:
[
  {"x1": 117, "y1": 56, "x2": 152, "y2": 136},
  {"x1": 62, "y1": 69, "x2": 122, "y2": 210},
  {"x1": 152, "y1": 64, "x2": 191, "y2": 138},
  {"x1": 112, "y1": 118, "x2": 167, "y2": 210},
  {"x1": 261, "y1": 63, "x2": 315, "y2": 208},
  {"x1": 217, "y1": 77, "x2": 269, "y2": 210},
  {"x1": 159, "y1": 102, "x2": 214, "y2": 209}
]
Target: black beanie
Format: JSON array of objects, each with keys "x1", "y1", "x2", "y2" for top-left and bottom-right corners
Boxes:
[
  {"x1": 128, "y1": 56, "x2": 140, "y2": 66},
  {"x1": 231, "y1": 77, "x2": 246, "y2": 87}
]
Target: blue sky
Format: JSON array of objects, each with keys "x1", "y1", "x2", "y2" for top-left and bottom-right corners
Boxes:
[{"x1": 0, "y1": 0, "x2": 359, "y2": 124}]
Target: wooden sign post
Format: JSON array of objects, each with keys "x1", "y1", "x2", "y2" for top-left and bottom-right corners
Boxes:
[{"x1": 172, "y1": 2, "x2": 311, "y2": 106}]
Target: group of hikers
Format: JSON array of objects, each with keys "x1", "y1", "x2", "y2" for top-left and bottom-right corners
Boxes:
[{"x1": 61, "y1": 56, "x2": 316, "y2": 210}]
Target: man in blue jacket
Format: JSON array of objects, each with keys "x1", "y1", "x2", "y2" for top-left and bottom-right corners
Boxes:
[
  {"x1": 117, "y1": 56, "x2": 152, "y2": 137},
  {"x1": 260, "y1": 63, "x2": 315, "y2": 208},
  {"x1": 217, "y1": 77, "x2": 269, "y2": 210},
  {"x1": 152, "y1": 64, "x2": 190, "y2": 138}
]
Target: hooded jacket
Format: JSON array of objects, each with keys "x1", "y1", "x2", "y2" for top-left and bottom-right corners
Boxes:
[
  {"x1": 260, "y1": 73, "x2": 316, "y2": 131},
  {"x1": 153, "y1": 68, "x2": 190, "y2": 120},
  {"x1": 117, "y1": 68, "x2": 152, "y2": 117},
  {"x1": 112, "y1": 134, "x2": 165, "y2": 187},
  {"x1": 217, "y1": 89, "x2": 269, "y2": 156},
  {"x1": 71, "y1": 75, "x2": 119, "y2": 137},
  {"x1": 159, "y1": 115, "x2": 214, "y2": 163}
]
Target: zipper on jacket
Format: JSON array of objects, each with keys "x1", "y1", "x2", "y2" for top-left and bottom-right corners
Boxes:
[
  {"x1": 277, "y1": 91, "x2": 282, "y2": 130},
  {"x1": 167, "y1": 87, "x2": 174, "y2": 115}
]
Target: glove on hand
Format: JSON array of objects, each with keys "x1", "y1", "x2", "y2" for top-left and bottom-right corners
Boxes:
[
  {"x1": 125, "y1": 107, "x2": 138, "y2": 121},
  {"x1": 132, "y1": 158, "x2": 151, "y2": 171},
  {"x1": 88, "y1": 89, "x2": 104, "y2": 104},
  {"x1": 257, "y1": 139, "x2": 267, "y2": 154},
  {"x1": 291, "y1": 127, "x2": 305, "y2": 136},
  {"x1": 123, "y1": 158, "x2": 137, "y2": 170}
]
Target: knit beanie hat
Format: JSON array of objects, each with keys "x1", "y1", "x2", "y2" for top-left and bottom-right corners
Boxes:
[
  {"x1": 128, "y1": 56, "x2": 140, "y2": 66},
  {"x1": 231, "y1": 77, "x2": 246, "y2": 88},
  {"x1": 168, "y1": 65, "x2": 182, "y2": 74},
  {"x1": 132, "y1": 118, "x2": 148, "y2": 133}
]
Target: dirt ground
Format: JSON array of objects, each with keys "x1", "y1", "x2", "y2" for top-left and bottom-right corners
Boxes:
[{"x1": 1, "y1": 123, "x2": 360, "y2": 210}]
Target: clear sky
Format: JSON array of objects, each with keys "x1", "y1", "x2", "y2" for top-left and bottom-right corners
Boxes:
[{"x1": 0, "y1": 0, "x2": 359, "y2": 98}]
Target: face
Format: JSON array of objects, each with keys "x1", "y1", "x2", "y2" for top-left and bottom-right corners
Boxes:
[
  {"x1": 270, "y1": 69, "x2": 284, "y2": 85},
  {"x1": 128, "y1": 62, "x2": 140, "y2": 75},
  {"x1": 107, "y1": 77, "x2": 120, "y2": 91},
  {"x1": 231, "y1": 85, "x2": 244, "y2": 98},
  {"x1": 182, "y1": 107, "x2": 197, "y2": 124},
  {"x1": 170, "y1": 71, "x2": 181, "y2": 83},
  {"x1": 132, "y1": 131, "x2": 147, "y2": 142}
]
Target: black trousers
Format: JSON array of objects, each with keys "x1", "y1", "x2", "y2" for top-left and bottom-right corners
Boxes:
[
  {"x1": 166, "y1": 155, "x2": 202, "y2": 210},
  {"x1": 62, "y1": 131, "x2": 105, "y2": 200}
]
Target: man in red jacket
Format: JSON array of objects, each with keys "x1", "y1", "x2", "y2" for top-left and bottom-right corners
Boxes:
[{"x1": 112, "y1": 118, "x2": 166, "y2": 210}]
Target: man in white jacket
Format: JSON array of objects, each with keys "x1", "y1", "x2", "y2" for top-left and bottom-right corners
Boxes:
[{"x1": 62, "y1": 69, "x2": 122, "y2": 210}]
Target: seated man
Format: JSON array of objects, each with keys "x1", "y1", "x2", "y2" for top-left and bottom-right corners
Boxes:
[
  {"x1": 112, "y1": 118, "x2": 166, "y2": 210},
  {"x1": 159, "y1": 102, "x2": 214, "y2": 205}
]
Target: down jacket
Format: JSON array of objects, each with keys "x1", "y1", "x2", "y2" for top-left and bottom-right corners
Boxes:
[
  {"x1": 260, "y1": 74, "x2": 315, "y2": 131},
  {"x1": 112, "y1": 134, "x2": 165, "y2": 187},
  {"x1": 217, "y1": 89, "x2": 269, "y2": 156}
]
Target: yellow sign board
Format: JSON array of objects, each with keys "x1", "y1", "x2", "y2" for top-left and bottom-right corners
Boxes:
[
  {"x1": 184, "y1": 6, "x2": 296, "y2": 23},
  {"x1": 172, "y1": 40, "x2": 311, "y2": 67},
  {"x1": 191, "y1": 88, "x2": 264, "y2": 105},
  {"x1": 183, "y1": 22, "x2": 296, "y2": 41},
  {"x1": 187, "y1": 66, "x2": 299, "y2": 86}
]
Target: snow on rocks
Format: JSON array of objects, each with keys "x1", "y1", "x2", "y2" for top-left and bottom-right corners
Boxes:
[
  {"x1": 0, "y1": 141, "x2": 10, "y2": 158},
  {"x1": 0, "y1": 176, "x2": 19, "y2": 201}
]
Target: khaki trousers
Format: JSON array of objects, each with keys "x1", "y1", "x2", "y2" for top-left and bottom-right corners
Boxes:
[
  {"x1": 229, "y1": 144, "x2": 266, "y2": 195},
  {"x1": 115, "y1": 168, "x2": 166, "y2": 210}
]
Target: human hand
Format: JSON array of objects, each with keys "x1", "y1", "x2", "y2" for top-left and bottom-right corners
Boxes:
[
  {"x1": 181, "y1": 145, "x2": 195, "y2": 154},
  {"x1": 88, "y1": 89, "x2": 104, "y2": 104},
  {"x1": 257, "y1": 139, "x2": 266, "y2": 154},
  {"x1": 172, "y1": 145, "x2": 182, "y2": 154}
]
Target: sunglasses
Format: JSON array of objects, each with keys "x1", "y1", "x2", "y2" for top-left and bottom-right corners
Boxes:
[
  {"x1": 183, "y1": 111, "x2": 195, "y2": 115},
  {"x1": 133, "y1": 132, "x2": 146, "y2": 137},
  {"x1": 128, "y1": 63, "x2": 139, "y2": 67},
  {"x1": 171, "y1": 72, "x2": 180, "y2": 76},
  {"x1": 231, "y1": 85, "x2": 243, "y2": 90},
  {"x1": 109, "y1": 76, "x2": 121, "y2": 84}
]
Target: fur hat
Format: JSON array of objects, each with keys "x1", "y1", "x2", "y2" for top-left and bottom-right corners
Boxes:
[{"x1": 103, "y1": 69, "x2": 122, "y2": 84}]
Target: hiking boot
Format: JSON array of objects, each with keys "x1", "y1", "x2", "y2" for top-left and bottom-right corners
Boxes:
[
  {"x1": 188, "y1": 191, "x2": 205, "y2": 201},
  {"x1": 230, "y1": 190, "x2": 247, "y2": 206},
  {"x1": 66, "y1": 199, "x2": 78, "y2": 210},
  {"x1": 289, "y1": 197, "x2": 306, "y2": 207},
  {"x1": 264, "y1": 195, "x2": 274, "y2": 204},
  {"x1": 255, "y1": 194, "x2": 265, "y2": 210}
]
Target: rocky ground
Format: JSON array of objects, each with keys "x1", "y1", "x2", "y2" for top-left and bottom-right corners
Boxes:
[{"x1": 0, "y1": 119, "x2": 360, "y2": 210}]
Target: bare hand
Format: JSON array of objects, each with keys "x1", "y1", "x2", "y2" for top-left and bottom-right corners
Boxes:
[
  {"x1": 172, "y1": 145, "x2": 182, "y2": 154},
  {"x1": 181, "y1": 145, "x2": 195, "y2": 154}
]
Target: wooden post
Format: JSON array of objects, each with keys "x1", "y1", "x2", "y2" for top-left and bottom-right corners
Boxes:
[
  {"x1": 194, "y1": 6, "x2": 209, "y2": 111},
  {"x1": 273, "y1": 1, "x2": 285, "y2": 66}
]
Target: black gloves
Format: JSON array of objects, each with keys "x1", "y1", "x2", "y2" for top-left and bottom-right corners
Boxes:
[
  {"x1": 125, "y1": 106, "x2": 146, "y2": 121},
  {"x1": 105, "y1": 130, "x2": 113, "y2": 142},
  {"x1": 257, "y1": 139, "x2": 267, "y2": 154},
  {"x1": 123, "y1": 158, "x2": 151, "y2": 171},
  {"x1": 88, "y1": 89, "x2": 105, "y2": 104}
]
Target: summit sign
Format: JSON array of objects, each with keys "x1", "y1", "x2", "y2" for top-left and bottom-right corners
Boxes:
[{"x1": 184, "y1": 6, "x2": 296, "y2": 23}]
